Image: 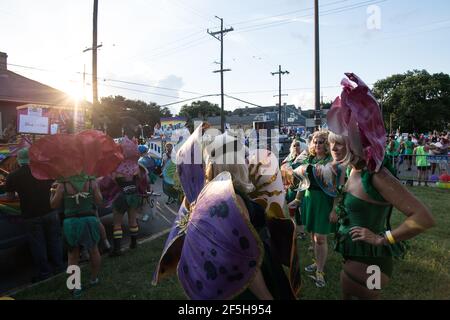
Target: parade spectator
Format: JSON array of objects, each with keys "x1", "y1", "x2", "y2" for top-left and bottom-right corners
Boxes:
[
  {"x1": 2, "y1": 122, "x2": 17, "y2": 143},
  {"x1": 403, "y1": 135, "x2": 415, "y2": 171},
  {"x1": 162, "y1": 142, "x2": 173, "y2": 168},
  {"x1": 414, "y1": 139, "x2": 430, "y2": 186},
  {"x1": 5, "y1": 148, "x2": 64, "y2": 283},
  {"x1": 386, "y1": 135, "x2": 400, "y2": 168}
]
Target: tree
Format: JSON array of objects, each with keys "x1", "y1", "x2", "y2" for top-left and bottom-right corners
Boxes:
[
  {"x1": 178, "y1": 100, "x2": 221, "y2": 120},
  {"x1": 373, "y1": 70, "x2": 450, "y2": 133},
  {"x1": 94, "y1": 95, "x2": 172, "y2": 137},
  {"x1": 321, "y1": 101, "x2": 333, "y2": 109}
]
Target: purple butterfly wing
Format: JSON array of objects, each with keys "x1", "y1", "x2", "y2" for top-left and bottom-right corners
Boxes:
[{"x1": 177, "y1": 172, "x2": 263, "y2": 300}]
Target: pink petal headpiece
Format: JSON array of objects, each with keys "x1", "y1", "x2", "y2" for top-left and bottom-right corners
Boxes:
[{"x1": 327, "y1": 73, "x2": 386, "y2": 172}]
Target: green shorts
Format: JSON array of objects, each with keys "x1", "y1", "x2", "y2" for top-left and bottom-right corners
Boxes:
[
  {"x1": 63, "y1": 216, "x2": 100, "y2": 251},
  {"x1": 113, "y1": 193, "x2": 142, "y2": 213}
]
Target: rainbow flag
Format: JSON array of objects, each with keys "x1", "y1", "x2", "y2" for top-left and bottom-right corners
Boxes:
[{"x1": 0, "y1": 198, "x2": 21, "y2": 215}]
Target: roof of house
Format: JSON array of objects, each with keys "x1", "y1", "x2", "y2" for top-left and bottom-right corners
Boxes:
[
  {"x1": 0, "y1": 69, "x2": 73, "y2": 106},
  {"x1": 193, "y1": 114, "x2": 258, "y2": 126}
]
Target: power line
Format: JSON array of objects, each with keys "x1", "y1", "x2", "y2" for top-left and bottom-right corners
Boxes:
[
  {"x1": 208, "y1": 16, "x2": 234, "y2": 132},
  {"x1": 234, "y1": 0, "x2": 387, "y2": 34},
  {"x1": 8, "y1": 62, "x2": 208, "y2": 96},
  {"x1": 160, "y1": 94, "x2": 221, "y2": 107},
  {"x1": 229, "y1": 0, "x2": 350, "y2": 26},
  {"x1": 224, "y1": 95, "x2": 263, "y2": 108},
  {"x1": 98, "y1": 83, "x2": 183, "y2": 99}
]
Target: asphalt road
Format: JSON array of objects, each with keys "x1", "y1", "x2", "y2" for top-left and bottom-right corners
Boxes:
[{"x1": 0, "y1": 177, "x2": 179, "y2": 295}]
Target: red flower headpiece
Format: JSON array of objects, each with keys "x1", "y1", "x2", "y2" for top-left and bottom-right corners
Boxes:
[
  {"x1": 327, "y1": 73, "x2": 386, "y2": 172},
  {"x1": 29, "y1": 130, "x2": 124, "y2": 179}
]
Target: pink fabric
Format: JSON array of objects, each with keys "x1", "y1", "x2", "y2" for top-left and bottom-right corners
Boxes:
[
  {"x1": 115, "y1": 137, "x2": 139, "y2": 177},
  {"x1": 29, "y1": 130, "x2": 123, "y2": 179},
  {"x1": 327, "y1": 73, "x2": 386, "y2": 172}
]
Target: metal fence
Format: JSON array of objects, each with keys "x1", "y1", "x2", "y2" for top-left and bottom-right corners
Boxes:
[{"x1": 387, "y1": 154, "x2": 449, "y2": 183}]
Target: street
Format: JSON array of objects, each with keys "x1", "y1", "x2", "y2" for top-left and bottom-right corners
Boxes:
[{"x1": 0, "y1": 177, "x2": 178, "y2": 295}]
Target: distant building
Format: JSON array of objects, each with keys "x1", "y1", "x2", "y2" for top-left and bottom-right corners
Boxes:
[
  {"x1": 195, "y1": 103, "x2": 307, "y2": 130},
  {"x1": 0, "y1": 51, "x2": 74, "y2": 139}
]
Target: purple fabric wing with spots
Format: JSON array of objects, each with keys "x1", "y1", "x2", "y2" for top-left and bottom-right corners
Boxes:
[
  {"x1": 178, "y1": 172, "x2": 263, "y2": 300},
  {"x1": 176, "y1": 124, "x2": 205, "y2": 204},
  {"x1": 153, "y1": 124, "x2": 205, "y2": 285},
  {"x1": 152, "y1": 203, "x2": 188, "y2": 285}
]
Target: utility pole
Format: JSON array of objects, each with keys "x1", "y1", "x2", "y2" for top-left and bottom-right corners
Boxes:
[
  {"x1": 83, "y1": 64, "x2": 86, "y2": 100},
  {"x1": 314, "y1": 0, "x2": 321, "y2": 131},
  {"x1": 83, "y1": 0, "x2": 102, "y2": 128},
  {"x1": 271, "y1": 65, "x2": 289, "y2": 132},
  {"x1": 208, "y1": 16, "x2": 233, "y2": 132}
]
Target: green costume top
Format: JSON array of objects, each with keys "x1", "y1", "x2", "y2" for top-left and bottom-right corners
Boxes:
[
  {"x1": 301, "y1": 155, "x2": 335, "y2": 235},
  {"x1": 62, "y1": 176, "x2": 96, "y2": 217},
  {"x1": 61, "y1": 175, "x2": 100, "y2": 250},
  {"x1": 404, "y1": 140, "x2": 414, "y2": 155},
  {"x1": 335, "y1": 167, "x2": 405, "y2": 260},
  {"x1": 415, "y1": 146, "x2": 429, "y2": 167},
  {"x1": 386, "y1": 141, "x2": 400, "y2": 157}
]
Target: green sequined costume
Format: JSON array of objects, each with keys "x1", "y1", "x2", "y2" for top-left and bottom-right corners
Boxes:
[
  {"x1": 334, "y1": 166, "x2": 405, "y2": 277},
  {"x1": 301, "y1": 155, "x2": 336, "y2": 235}
]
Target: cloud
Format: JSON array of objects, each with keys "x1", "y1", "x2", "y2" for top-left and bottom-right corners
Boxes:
[
  {"x1": 290, "y1": 32, "x2": 310, "y2": 44},
  {"x1": 156, "y1": 74, "x2": 184, "y2": 114},
  {"x1": 290, "y1": 91, "x2": 314, "y2": 109}
]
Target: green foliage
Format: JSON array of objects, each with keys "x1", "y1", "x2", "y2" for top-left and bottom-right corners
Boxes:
[
  {"x1": 178, "y1": 100, "x2": 221, "y2": 120},
  {"x1": 93, "y1": 95, "x2": 172, "y2": 137},
  {"x1": 373, "y1": 70, "x2": 450, "y2": 132}
]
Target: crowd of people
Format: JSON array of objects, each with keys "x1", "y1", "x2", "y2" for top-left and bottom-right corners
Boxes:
[
  {"x1": 385, "y1": 131, "x2": 449, "y2": 186},
  {"x1": 1, "y1": 73, "x2": 439, "y2": 300}
]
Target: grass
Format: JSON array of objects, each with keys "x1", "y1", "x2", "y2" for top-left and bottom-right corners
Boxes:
[{"x1": 11, "y1": 187, "x2": 450, "y2": 300}]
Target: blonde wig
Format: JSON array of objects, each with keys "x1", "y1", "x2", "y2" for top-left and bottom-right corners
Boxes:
[
  {"x1": 328, "y1": 131, "x2": 364, "y2": 168},
  {"x1": 308, "y1": 130, "x2": 330, "y2": 157}
]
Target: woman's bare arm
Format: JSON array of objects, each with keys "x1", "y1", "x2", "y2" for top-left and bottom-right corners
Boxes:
[
  {"x1": 372, "y1": 168, "x2": 435, "y2": 242},
  {"x1": 50, "y1": 183, "x2": 64, "y2": 209},
  {"x1": 91, "y1": 181, "x2": 103, "y2": 207}
]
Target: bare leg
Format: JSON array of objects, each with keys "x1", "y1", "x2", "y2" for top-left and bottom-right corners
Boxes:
[
  {"x1": 88, "y1": 245, "x2": 101, "y2": 281},
  {"x1": 98, "y1": 222, "x2": 107, "y2": 241},
  {"x1": 249, "y1": 268, "x2": 273, "y2": 300},
  {"x1": 314, "y1": 234, "x2": 328, "y2": 273},
  {"x1": 341, "y1": 260, "x2": 389, "y2": 300},
  {"x1": 68, "y1": 247, "x2": 80, "y2": 268}
]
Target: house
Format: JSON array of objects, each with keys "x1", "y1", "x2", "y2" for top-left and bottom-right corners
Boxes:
[
  {"x1": 195, "y1": 103, "x2": 307, "y2": 130},
  {"x1": 0, "y1": 51, "x2": 74, "y2": 138},
  {"x1": 232, "y1": 104, "x2": 307, "y2": 128}
]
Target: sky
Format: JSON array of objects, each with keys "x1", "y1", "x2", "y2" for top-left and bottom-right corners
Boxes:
[{"x1": 1, "y1": 0, "x2": 450, "y2": 115}]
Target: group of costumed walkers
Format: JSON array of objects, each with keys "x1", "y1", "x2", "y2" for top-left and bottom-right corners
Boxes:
[
  {"x1": 21, "y1": 73, "x2": 434, "y2": 300},
  {"x1": 152, "y1": 73, "x2": 434, "y2": 300},
  {"x1": 27, "y1": 128, "x2": 151, "y2": 297}
]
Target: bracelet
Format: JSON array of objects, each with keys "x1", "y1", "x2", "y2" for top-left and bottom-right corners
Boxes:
[{"x1": 385, "y1": 230, "x2": 396, "y2": 245}]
